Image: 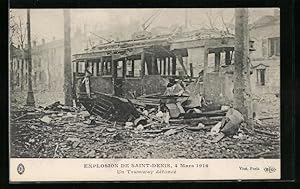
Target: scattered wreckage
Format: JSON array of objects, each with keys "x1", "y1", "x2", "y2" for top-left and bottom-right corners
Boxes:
[
  {"x1": 73, "y1": 73, "x2": 268, "y2": 144},
  {"x1": 10, "y1": 98, "x2": 280, "y2": 159}
]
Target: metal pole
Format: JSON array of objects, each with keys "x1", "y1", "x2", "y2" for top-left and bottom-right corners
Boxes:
[{"x1": 26, "y1": 9, "x2": 35, "y2": 106}]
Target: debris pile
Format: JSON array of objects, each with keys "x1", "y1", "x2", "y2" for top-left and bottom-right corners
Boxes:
[{"x1": 10, "y1": 91, "x2": 280, "y2": 158}]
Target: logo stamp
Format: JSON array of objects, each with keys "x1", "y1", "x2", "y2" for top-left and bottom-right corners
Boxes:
[
  {"x1": 264, "y1": 166, "x2": 276, "y2": 173},
  {"x1": 17, "y1": 163, "x2": 25, "y2": 175}
]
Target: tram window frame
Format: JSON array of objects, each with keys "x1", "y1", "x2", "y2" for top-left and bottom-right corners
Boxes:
[
  {"x1": 77, "y1": 61, "x2": 86, "y2": 74},
  {"x1": 102, "y1": 61, "x2": 112, "y2": 76},
  {"x1": 126, "y1": 59, "x2": 141, "y2": 78}
]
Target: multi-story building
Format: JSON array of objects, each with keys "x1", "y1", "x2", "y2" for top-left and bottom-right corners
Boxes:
[
  {"x1": 10, "y1": 44, "x2": 28, "y2": 92},
  {"x1": 10, "y1": 28, "x2": 87, "y2": 105},
  {"x1": 249, "y1": 9, "x2": 280, "y2": 96}
]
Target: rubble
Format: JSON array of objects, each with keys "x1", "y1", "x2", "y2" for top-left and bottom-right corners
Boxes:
[
  {"x1": 10, "y1": 92, "x2": 280, "y2": 159},
  {"x1": 39, "y1": 116, "x2": 52, "y2": 124}
]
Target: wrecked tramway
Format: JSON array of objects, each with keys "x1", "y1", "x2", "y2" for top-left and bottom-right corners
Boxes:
[{"x1": 71, "y1": 29, "x2": 255, "y2": 141}]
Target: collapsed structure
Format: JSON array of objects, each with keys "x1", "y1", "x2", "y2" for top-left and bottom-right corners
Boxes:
[{"x1": 72, "y1": 29, "x2": 237, "y2": 104}]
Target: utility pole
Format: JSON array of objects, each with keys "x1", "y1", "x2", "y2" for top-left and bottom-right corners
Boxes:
[
  {"x1": 26, "y1": 9, "x2": 35, "y2": 106},
  {"x1": 63, "y1": 9, "x2": 73, "y2": 106},
  {"x1": 234, "y1": 8, "x2": 253, "y2": 124}
]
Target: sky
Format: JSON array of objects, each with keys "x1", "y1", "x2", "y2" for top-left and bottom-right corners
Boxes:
[{"x1": 10, "y1": 8, "x2": 278, "y2": 44}]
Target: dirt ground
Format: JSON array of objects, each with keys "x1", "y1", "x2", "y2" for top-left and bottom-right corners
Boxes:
[{"x1": 10, "y1": 93, "x2": 280, "y2": 159}]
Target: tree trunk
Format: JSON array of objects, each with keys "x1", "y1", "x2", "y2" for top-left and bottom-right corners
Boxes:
[
  {"x1": 234, "y1": 8, "x2": 253, "y2": 124},
  {"x1": 63, "y1": 9, "x2": 73, "y2": 106}
]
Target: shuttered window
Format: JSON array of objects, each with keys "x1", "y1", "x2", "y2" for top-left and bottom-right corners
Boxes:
[
  {"x1": 268, "y1": 37, "x2": 280, "y2": 57},
  {"x1": 256, "y1": 69, "x2": 266, "y2": 86}
]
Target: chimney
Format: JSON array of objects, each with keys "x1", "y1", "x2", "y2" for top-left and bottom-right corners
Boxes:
[
  {"x1": 41, "y1": 38, "x2": 45, "y2": 45},
  {"x1": 33, "y1": 40, "x2": 37, "y2": 47},
  {"x1": 274, "y1": 9, "x2": 280, "y2": 18}
]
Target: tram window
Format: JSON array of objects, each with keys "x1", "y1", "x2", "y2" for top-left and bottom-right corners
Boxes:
[
  {"x1": 134, "y1": 60, "x2": 141, "y2": 77},
  {"x1": 126, "y1": 60, "x2": 141, "y2": 78},
  {"x1": 103, "y1": 61, "x2": 112, "y2": 75},
  {"x1": 117, "y1": 61, "x2": 123, "y2": 77},
  {"x1": 126, "y1": 61, "x2": 134, "y2": 77},
  {"x1": 87, "y1": 62, "x2": 93, "y2": 74},
  {"x1": 77, "y1": 61, "x2": 86, "y2": 73}
]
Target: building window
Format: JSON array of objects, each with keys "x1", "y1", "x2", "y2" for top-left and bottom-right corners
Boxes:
[
  {"x1": 256, "y1": 68, "x2": 266, "y2": 86},
  {"x1": 268, "y1": 37, "x2": 280, "y2": 57}
]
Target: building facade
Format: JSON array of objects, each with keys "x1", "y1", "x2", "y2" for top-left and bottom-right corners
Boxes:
[
  {"x1": 10, "y1": 29, "x2": 87, "y2": 106},
  {"x1": 249, "y1": 10, "x2": 280, "y2": 96},
  {"x1": 10, "y1": 45, "x2": 28, "y2": 92}
]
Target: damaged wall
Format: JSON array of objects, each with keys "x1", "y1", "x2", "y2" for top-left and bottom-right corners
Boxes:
[
  {"x1": 204, "y1": 72, "x2": 234, "y2": 105},
  {"x1": 187, "y1": 47, "x2": 204, "y2": 76}
]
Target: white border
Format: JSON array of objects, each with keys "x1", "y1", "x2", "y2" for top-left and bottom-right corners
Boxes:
[{"x1": 10, "y1": 158, "x2": 280, "y2": 181}]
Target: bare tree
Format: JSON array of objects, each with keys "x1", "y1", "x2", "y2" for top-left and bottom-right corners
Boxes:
[
  {"x1": 10, "y1": 11, "x2": 39, "y2": 48},
  {"x1": 204, "y1": 10, "x2": 235, "y2": 35},
  {"x1": 16, "y1": 16, "x2": 27, "y2": 49},
  {"x1": 205, "y1": 10, "x2": 218, "y2": 31},
  {"x1": 9, "y1": 11, "x2": 18, "y2": 46},
  {"x1": 9, "y1": 11, "x2": 27, "y2": 49},
  {"x1": 220, "y1": 11, "x2": 231, "y2": 34}
]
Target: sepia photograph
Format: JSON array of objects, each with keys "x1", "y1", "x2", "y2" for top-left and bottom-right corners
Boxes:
[{"x1": 9, "y1": 7, "x2": 281, "y2": 181}]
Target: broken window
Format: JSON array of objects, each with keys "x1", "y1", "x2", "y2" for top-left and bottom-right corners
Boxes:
[
  {"x1": 256, "y1": 68, "x2": 266, "y2": 86},
  {"x1": 268, "y1": 37, "x2": 280, "y2": 57},
  {"x1": 77, "y1": 61, "x2": 86, "y2": 73},
  {"x1": 97, "y1": 61, "x2": 102, "y2": 75},
  {"x1": 126, "y1": 60, "x2": 141, "y2": 78},
  {"x1": 103, "y1": 61, "x2": 112, "y2": 75},
  {"x1": 126, "y1": 60, "x2": 134, "y2": 77},
  {"x1": 92, "y1": 62, "x2": 98, "y2": 76},
  {"x1": 116, "y1": 60, "x2": 123, "y2": 78},
  {"x1": 87, "y1": 61, "x2": 93, "y2": 74}
]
